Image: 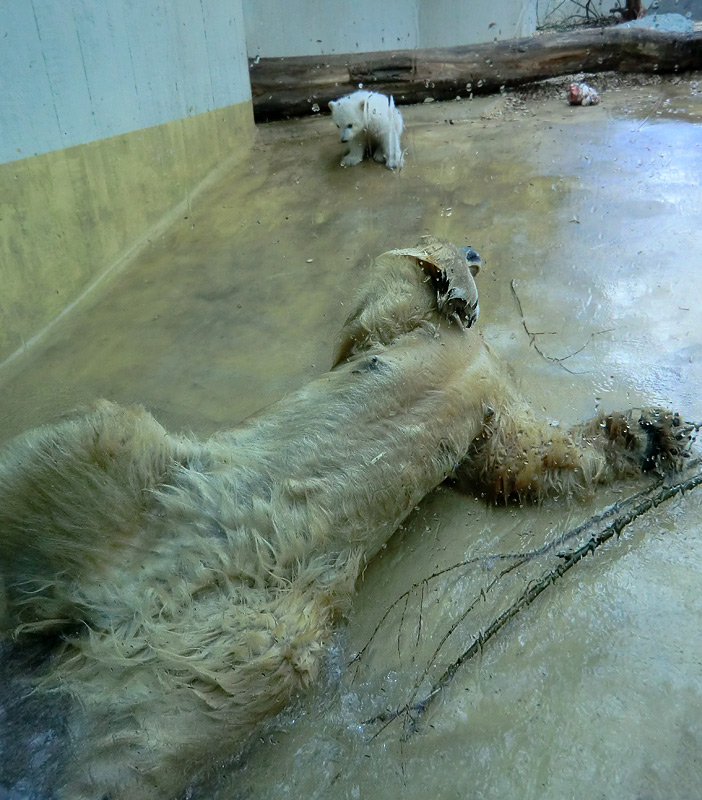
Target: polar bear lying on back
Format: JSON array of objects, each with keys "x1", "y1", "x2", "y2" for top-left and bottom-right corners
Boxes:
[
  {"x1": 329, "y1": 90, "x2": 404, "y2": 169},
  {"x1": 0, "y1": 237, "x2": 692, "y2": 799}
]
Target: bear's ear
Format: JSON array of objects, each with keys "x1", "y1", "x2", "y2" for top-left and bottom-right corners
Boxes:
[{"x1": 328, "y1": 100, "x2": 336, "y2": 110}]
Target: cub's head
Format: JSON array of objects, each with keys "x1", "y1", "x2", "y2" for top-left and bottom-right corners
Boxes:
[{"x1": 329, "y1": 93, "x2": 366, "y2": 142}]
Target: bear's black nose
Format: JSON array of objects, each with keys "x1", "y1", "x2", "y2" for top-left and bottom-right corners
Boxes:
[
  {"x1": 458, "y1": 246, "x2": 481, "y2": 275},
  {"x1": 458, "y1": 246, "x2": 481, "y2": 265}
]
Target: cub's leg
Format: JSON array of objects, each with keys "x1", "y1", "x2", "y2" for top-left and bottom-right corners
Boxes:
[
  {"x1": 382, "y1": 126, "x2": 403, "y2": 170},
  {"x1": 457, "y1": 402, "x2": 693, "y2": 502},
  {"x1": 340, "y1": 137, "x2": 365, "y2": 166}
]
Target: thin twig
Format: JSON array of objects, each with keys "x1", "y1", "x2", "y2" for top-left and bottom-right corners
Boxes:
[
  {"x1": 363, "y1": 465, "x2": 702, "y2": 730},
  {"x1": 510, "y1": 280, "x2": 612, "y2": 373},
  {"x1": 350, "y1": 476, "x2": 670, "y2": 672}
]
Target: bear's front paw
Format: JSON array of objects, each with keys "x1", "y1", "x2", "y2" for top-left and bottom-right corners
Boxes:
[
  {"x1": 341, "y1": 154, "x2": 363, "y2": 167},
  {"x1": 412, "y1": 238, "x2": 481, "y2": 328},
  {"x1": 638, "y1": 408, "x2": 695, "y2": 473},
  {"x1": 599, "y1": 408, "x2": 695, "y2": 475}
]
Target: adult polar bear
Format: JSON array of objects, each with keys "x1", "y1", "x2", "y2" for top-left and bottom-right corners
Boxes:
[{"x1": 0, "y1": 237, "x2": 689, "y2": 799}]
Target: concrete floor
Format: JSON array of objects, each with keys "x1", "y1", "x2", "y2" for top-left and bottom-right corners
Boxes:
[{"x1": 1, "y1": 72, "x2": 701, "y2": 799}]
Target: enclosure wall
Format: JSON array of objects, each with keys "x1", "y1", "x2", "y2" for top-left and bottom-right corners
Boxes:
[
  {"x1": 0, "y1": 0, "x2": 253, "y2": 368},
  {"x1": 242, "y1": 0, "x2": 537, "y2": 57}
]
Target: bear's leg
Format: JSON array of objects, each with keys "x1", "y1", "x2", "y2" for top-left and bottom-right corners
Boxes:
[
  {"x1": 56, "y1": 564, "x2": 353, "y2": 800},
  {"x1": 334, "y1": 237, "x2": 479, "y2": 364},
  {"x1": 383, "y1": 129, "x2": 402, "y2": 170},
  {"x1": 456, "y1": 403, "x2": 693, "y2": 502},
  {"x1": 0, "y1": 401, "x2": 196, "y2": 633},
  {"x1": 340, "y1": 138, "x2": 365, "y2": 166}
]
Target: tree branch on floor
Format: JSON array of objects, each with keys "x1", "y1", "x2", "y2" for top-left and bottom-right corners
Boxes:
[{"x1": 359, "y1": 455, "x2": 702, "y2": 737}]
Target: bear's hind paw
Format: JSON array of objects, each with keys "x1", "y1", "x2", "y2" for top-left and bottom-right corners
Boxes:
[{"x1": 638, "y1": 408, "x2": 696, "y2": 473}]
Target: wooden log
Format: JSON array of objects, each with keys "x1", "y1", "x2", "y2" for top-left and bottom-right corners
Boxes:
[{"x1": 250, "y1": 26, "x2": 702, "y2": 121}]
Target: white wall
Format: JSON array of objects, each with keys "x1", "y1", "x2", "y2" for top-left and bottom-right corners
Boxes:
[
  {"x1": 419, "y1": 0, "x2": 537, "y2": 48},
  {"x1": 243, "y1": 0, "x2": 419, "y2": 56},
  {"x1": 243, "y1": 0, "x2": 537, "y2": 58},
  {"x1": 0, "y1": 0, "x2": 251, "y2": 164}
]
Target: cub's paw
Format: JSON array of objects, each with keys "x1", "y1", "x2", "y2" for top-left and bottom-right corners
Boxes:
[
  {"x1": 638, "y1": 407, "x2": 695, "y2": 473},
  {"x1": 341, "y1": 153, "x2": 363, "y2": 167},
  {"x1": 385, "y1": 153, "x2": 403, "y2": 170}
]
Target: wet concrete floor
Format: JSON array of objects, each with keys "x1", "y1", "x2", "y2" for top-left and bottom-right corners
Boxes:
[{"x1": 1, "y1": 73, "x2": 701, "y2": 799}]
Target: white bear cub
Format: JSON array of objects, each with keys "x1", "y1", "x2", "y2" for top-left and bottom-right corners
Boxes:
[{"x1": 329, "y1": 90, "x2": 404, "y2": 170}]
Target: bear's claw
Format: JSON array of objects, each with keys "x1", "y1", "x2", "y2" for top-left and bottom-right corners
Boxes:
[
  {"x1": 411, "y1": 236, "x2": 481, "y2": 328},
  {"x1": 639, "y1": 408, "x2": 696, "y2": 473}
]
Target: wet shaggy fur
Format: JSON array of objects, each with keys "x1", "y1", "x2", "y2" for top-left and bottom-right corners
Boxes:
[{"x1": 0, "y1": 237, "x2": 691, "y2": 799}]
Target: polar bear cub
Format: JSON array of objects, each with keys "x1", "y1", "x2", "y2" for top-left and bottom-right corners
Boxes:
[{"x1": 329, "y1": 90, "x2": 404, "y2": 170}]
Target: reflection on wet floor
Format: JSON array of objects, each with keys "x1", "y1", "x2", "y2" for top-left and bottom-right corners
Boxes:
[{"x1": 1, "y1": 74, "x2": 701, "y2": 799}]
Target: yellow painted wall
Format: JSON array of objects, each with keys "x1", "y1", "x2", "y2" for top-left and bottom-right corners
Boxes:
[{"x1": 0, "y1": 101, "x2": 254, "y2": 368}]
